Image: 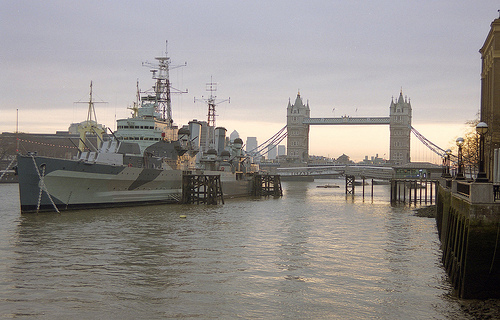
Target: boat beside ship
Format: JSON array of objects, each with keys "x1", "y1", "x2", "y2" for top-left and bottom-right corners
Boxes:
[{"x1": 16, "y1": 46, "x2": 258, "y2": 213}]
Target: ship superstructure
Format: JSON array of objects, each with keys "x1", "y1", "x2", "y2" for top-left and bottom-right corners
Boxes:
[{"x1": 114, "y1": 41, "x2": 187, "y2": 153}]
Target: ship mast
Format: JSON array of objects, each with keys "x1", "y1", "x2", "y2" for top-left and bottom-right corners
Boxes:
[
  {"x1": 86, "y1": 81, "x2": 98, "y2": 124},
  {"x1": 194, "y1": 77, "x2": 230, "y2": 128},
  {"x1": 194, "y1": 77, "x2": 230, "y2": 149},
  {"x1": 142, "y1": 41, "x2": 187, "y2": 128},
  {"x1": 75, "y1": 81, "x2": 107, "y2": 152},
  {"x1": 127, "y1": 79, "x2": 140, "y2": 118}
]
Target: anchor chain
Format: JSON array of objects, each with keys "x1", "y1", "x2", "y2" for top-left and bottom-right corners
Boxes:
[{"x1": 31, "y1": 155, "x2": 60, "y2": 213}]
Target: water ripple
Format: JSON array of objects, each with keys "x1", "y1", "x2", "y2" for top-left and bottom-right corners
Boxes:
[{"x1": 0, "y1": 181, "x2": 474, "y2": 319}]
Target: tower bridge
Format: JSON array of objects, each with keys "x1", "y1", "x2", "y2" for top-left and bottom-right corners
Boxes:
[
  {"x1": 303, "y1": 116, "x2": 390, "y2": 125},
  {"x1": 286, "y1": 90, "x2": 412, "y2": 165}
]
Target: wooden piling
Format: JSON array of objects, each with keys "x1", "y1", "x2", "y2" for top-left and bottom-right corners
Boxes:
[
  {"x1": 371, "y1": 179, "x2": 374, "y2": 200},
  {"x1": 345, "y1": 175, "x2": 355, "y2": 195},
  {"x1": 362, "y1": 177, "x2": 365, "y2": 199}
]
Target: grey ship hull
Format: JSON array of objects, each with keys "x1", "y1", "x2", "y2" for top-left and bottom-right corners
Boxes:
[{"x1": 17, "y1": 154, "x2": 252, "y2": 213}]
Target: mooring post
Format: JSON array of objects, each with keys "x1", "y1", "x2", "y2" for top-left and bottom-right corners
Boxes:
[
  {"x1": 398, "y1": 180, "x2": 401, "y2": 203},
  {"x1": 345, "y1": 175, "x2": 355, "y2": 195},
  {"x1": 402, "y1": 180, "x2": 406, "y2": 203},
  {"x1": 408, "y1": 181, "x2": 411, "y2": 204},
  {"x1": 362, "y1": 177, "x2": 365, "y2": 199},
  {"x1": 391, "y1": 180, "x2": 394, "y2": 202},
  {"x1": 424, "y1": 180, "x2": 428, "y2": 204},
  {"x1": 275, "y1": 175, "x2": 283, "y2": 197},
  {"x1": 420, "y1": 179, "x2": 423, "y2": 204},
  {"x1": 371, "y1": 179, "x2": 374, "y2": 200},
  {"x1": 414, "y1": 181, "x2": 417, "y2": 206},
  {"x1": 430, "y1": 181, "x2": 434, "y2": 204}
]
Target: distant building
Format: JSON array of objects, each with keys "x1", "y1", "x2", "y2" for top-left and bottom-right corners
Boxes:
[
  {"x1": 267, "y1": 144, "x2": 277, "y2": 160},
  {"x1": 68, "y1": 123, "x2": 79, "y2": 134},
  {"x1": 229, "y1": 130, "x2": 239, "y2": 143},
  {"x1": 479, "y1": 15, "x2": 500, "y2": 179},
  {"x1": 246, "y1": 137, "x2": 258, "y2": 155},
  {"x1": 361, "y1": 154, "x2": 386, "y2": 165},
  {"x1": 336, "y1": 154, "x2": 351, "y2": 165},
  {"x1": 277, "y1": 145, "x2": 286, "y2": 156},
  {"x1": 0, "y1": 131, "x2": 101, "y2": 160}
]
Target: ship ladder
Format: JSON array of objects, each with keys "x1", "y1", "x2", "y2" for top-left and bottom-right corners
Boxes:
[{"x1": 31, "y1": 155, "x2": 60, "y2": 213}]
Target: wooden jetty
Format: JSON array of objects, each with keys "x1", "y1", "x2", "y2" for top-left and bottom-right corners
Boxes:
[
  {"x1": 390, "y1": 178, "x2": 438, "y2": 205},
  {"x1": 252, "y1": 174, "x2": 282, "y2": 197},
  {"x1": 181, "y1": 174, "x2": 224, "y2": 205}
]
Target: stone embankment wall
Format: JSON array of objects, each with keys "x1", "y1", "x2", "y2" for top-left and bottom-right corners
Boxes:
[{"x1": 436, "y1": 181, "x2": 500, "y2": 299}]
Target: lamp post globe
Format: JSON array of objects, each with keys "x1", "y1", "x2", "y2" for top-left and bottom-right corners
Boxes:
[
  {"x1": 477, "y1": 122, "x2": 488, "y2": 135},
  {"x1": 445, "y1": 149, "x2": 452, "y2": 177}
]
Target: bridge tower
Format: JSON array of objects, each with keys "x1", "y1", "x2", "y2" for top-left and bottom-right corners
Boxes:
[
  {"x1": 285, "y1": 90, "x2": 412, "y2": 165},
  {"x1": 389, "y1": 91, "x2": 412, "y2": 165},
  {"x1": 286, "y1": 92, "x2": 310, "y2": 163}
]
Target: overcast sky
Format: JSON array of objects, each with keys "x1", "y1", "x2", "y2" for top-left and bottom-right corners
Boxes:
[{"x1": 1, "y1": 1, "x2": 498, "y2": 161}]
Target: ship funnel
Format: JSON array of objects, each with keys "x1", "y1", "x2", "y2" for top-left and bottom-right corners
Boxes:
[
  {"x1": 188, "y1": 120, "x2": 202, "y2": 150},
  {"x1": 214, "y1": 127, "x2": 227, "y2": 156},
  {"x1": 178, "y1": 126, "x2": 190, "y2": 149}
]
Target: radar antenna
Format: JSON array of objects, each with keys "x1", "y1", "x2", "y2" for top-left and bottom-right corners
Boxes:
[
  {"x1": 142, "y1": 40, "x2": 187, "y2": 127},
  {"x1": 194, "y1": 76, "x2": 230, "y2": 127}
]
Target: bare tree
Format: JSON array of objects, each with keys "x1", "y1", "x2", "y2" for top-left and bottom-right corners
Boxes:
[{"x1": 460, "y1": 118, "x2": 480, "y2": 179}]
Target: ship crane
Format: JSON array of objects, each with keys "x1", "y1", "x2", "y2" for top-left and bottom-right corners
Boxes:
[{"x1": 141, "y1": 40, "x2": 187, "y2": 127}]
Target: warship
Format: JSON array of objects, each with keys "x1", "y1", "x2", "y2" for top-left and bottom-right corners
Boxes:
[{"x1": 17, "y1": 45, "x2": 256, "y2": 213}]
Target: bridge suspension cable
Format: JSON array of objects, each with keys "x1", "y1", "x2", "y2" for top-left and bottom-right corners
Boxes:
[
  {"x1": 248, "y1": 125, "x2": 456, "y2": 162},
  {"x1": 411, "y1": 126, "x2": 457, "y2": 161},
  {"x1": 247, "y1": 125, "x2": 288, "y2": 157}
]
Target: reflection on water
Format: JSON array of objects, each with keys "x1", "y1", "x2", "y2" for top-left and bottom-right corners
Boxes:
[{"x1": 0, "y1": 181, "x2": 470, "y2": 319}]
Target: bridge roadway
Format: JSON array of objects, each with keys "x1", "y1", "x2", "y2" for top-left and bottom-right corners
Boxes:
[
  {"x1": 303, "y1": 116, "x2": 390, "y2": 125},
  {"x1": 277, "y1": 165, "x2": 395, "y2": 180}
]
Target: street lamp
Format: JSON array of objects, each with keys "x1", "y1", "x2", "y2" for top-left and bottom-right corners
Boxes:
[
  {"x1": 475, "y1": 122, "x2": 489, "y2": 182},
  {"x1": 444, "y1": 149, "x2": 452, "y2": 178},
  {"x1": 456, "y1": 137, "x2": 465, "y2": 180},
  {"x1": 442, "y1": 154, "x2": 447, "y2": 177}
]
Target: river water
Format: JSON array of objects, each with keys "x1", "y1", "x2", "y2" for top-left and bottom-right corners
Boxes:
[{"x1": 0, "y1": 180, "x2": 476, "y2": 319}]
